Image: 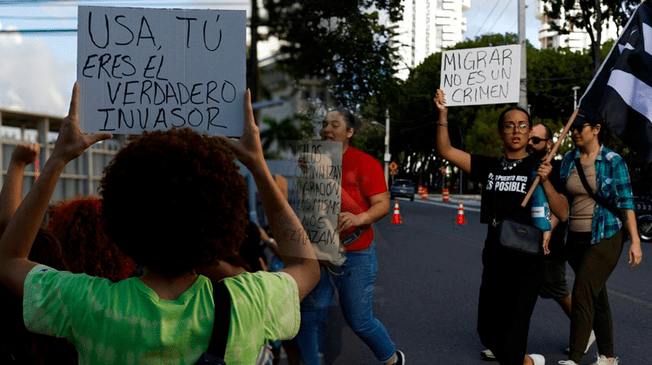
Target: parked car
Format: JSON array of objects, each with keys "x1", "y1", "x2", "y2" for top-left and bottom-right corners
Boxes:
[
  {"x1": 634, "y1": 196, "x2": 652, "y2": 242},
  {"x1": 390, "y1": 179, "x2": 416, "y2": 201}
]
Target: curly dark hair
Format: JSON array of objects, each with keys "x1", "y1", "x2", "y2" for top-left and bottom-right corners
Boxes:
[
  {"x1": 99, "y1": 128, "x2": 249, "y2": 277},
  {"x1": 47, "y1": 196, "x2": 137, "y2": 281}
]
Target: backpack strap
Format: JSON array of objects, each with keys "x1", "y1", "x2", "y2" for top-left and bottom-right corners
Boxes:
[{"x1": 206, "y1": 280, "x2": 232, "y2": 360}]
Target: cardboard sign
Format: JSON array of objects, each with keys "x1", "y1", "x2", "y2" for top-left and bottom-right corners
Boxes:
[
  {"x1": 281, "y1": 141, "x2": 343, "y2": 264},
  {"x1": 77, "y1": 6, "x2": 246, "y2": 136},
  {"x1": 440, "y1": 44, "x2": 521, "y2": 106}
]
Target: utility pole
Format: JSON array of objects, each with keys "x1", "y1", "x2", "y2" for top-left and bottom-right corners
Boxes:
[
  {"x1": 249, "y1": 0, "x2": 260, "y2": 122},
  {"x1": 518, "y1": 0, "x2": 527, "y2": 109},
  {"x1": 384, "y1": 109, "x2": 390, "y2": 187}
]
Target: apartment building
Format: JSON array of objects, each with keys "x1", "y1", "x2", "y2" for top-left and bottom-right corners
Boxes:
[{"x1": 536, "y1": 0, "x2": 619, "y2": 51}]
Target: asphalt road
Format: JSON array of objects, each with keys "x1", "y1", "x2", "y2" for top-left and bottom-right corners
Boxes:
[{"x1": 280, "y1": 196, "x2": 652, "y2": 364}]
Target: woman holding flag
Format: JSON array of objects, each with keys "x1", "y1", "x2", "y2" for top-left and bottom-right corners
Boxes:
[{"x1": 557, "y1": 114, "x2": 642, "y2": 365}]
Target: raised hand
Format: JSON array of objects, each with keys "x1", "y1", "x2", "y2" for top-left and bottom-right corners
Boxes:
[
  {"x1": 10, "y1": 143, "x2": 40, "y2": 167},
  {"x1": 216, "y1": 90, "x2": 264, "y2": 171},
  {"x1": 51, "y1": 83, "x2": 113, "y2": 164},
  {"x1": 434, "y1": 89, "x2": 448, "y2": 118}
]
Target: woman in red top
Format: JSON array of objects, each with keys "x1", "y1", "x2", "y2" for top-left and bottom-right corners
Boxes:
[{"x1": 295, "y1": 108, "x2": 405, "y2": 365}]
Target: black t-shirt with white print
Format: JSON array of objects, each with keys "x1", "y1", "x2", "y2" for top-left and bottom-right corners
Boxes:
[{"x1": 470, "y1": 154, "x2": 538, "y2": 226}]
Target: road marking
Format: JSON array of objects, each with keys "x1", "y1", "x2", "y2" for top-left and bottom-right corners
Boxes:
[
  {"x1": 566, "y1": 271, "x2": 652, "y2": 310},
  {"x1": 608, "y1": 290, "x2": 652, "y2": 310},
  {"x1": 412, "y1": 198, "x2": 482, "y2": 212}
]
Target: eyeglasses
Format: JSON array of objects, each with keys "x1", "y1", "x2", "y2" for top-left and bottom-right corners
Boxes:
[
  {"x1": 502, "y1": 122, "x2": 530, "y2": 133},
  {"x1": 570, "y1": 123, "x2": 591, "y2": 133},
  {"x1": 528, "y1": 137, "x2": 550, "y2": 144}
]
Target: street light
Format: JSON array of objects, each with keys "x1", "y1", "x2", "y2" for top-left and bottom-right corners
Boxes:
[
  {"x1": 572, "y1": 86, "x2": 580, "y2": 109},
  {"x1": 371, "y1": 109, "x2": 390, "y2": 186}
]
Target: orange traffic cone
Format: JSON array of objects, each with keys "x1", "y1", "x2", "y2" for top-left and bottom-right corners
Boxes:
[
  {"x1": 418, "y1": 185, "x2": 423, "y2": 195},
  {"x1": 442, "y1": 187, "x2": 449, "y2": 202},
  {"x1": 421, "y1": 187, "x2": 428, "y2": 200},
  {"x1": 455, "y1": 201, "x2": 466, "y2": 225},
  {"x1": 391, "y1": 200, "x2": 403, "y2": 225}
]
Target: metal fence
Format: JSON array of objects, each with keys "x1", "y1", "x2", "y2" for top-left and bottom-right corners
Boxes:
[{"x1": 1, "y1": 137, "x2": 120, "y2": 203}]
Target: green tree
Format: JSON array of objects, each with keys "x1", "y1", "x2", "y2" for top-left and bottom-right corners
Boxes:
[
  {"x1": 262, "y1": 0, "x2": 403, "y2": 110},
  {"x1": 542, "y1": 0, "x2": 639, "y2": 74},
  {"x1": 527, "y1": 47, "x2": 593, "y2": 119},
  {"x1": 351, "y1": 119, "x2": 385, "y2": 161},
  {"x1": 259, "y1": 116, "x2": 304, "y2": 156}
]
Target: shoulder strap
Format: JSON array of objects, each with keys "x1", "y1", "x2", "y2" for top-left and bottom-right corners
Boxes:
[
  {"x1": 574, "y1": 158, "x2": 621, "y2": 219},
  {"x1": 207, "y1": 280, "x2": 232, "y2": 359}
]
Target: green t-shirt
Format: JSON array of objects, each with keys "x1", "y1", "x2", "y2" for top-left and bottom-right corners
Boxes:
[{"x1": 23, "y1": 265, "x2": 299, "y2": 365}]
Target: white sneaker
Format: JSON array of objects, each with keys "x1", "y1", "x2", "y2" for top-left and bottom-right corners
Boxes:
[
  {"x1": 480, "y1": 349, "x2": 496, "y2": 360},
  {"x1": 564, "y1": 330, "x2": 597, "y2": 354},
  {"x1": 528, "y1": 354, "x2": 545, "y2": 365},
  {"x1": 591, "y1": 354, "x2": 620, "y2": 365},
  {"x1": 558, "y1": 361, "x2": 578, "y2": 365}
]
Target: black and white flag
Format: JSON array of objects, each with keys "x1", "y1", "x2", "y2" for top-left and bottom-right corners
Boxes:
[{"x1": 578, "y1": 0, "x2": 652, "y2": 162}]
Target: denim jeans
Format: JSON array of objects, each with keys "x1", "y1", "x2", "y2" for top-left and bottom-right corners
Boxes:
[{"x1": 296, "y1": 241, "x2": 396, "y2": 364}]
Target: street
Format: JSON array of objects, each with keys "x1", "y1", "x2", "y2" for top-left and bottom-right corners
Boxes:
[{"x1": 281, "y1": 196, "x2": 652, "y2": 364}]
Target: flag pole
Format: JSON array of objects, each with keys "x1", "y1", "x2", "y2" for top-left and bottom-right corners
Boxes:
[{"x1": 520, "y1": 108, "x2": 579, "y2": 207}]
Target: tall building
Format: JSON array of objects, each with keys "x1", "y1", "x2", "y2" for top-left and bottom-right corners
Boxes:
[
  {"x1": 536, "y1": 0, "x2": 619, "y2": 52},
  {"x1": 393, "y1": 0, "x2": 470, "y2": 80}
]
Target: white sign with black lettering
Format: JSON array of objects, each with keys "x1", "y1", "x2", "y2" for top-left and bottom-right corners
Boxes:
[
  {"x1": 440, "y1": 44, "x2": 521, "y2": 106},
  {"x1": 77, "y1": 6, "x2": 246, "y2": 136}
]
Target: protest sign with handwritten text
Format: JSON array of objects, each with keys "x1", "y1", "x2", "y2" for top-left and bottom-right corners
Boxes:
[
  {"x1": 280, "y1": 141, "x2": 343, "y2": 265},
  {"x1": 440, "y1": 44, "x2": 521, "y2": 106},
  {"x1": 77, "y1": 6, "x2": 245, "y2": 136}
]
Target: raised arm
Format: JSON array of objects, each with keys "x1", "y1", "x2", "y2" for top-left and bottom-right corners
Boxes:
[
  {"x1": 216, "y1": 90, "x2": 319, "y2": 301},
  {"x1": 0, "y1": 83, "x2": 112, "y2": 297},
  {"x1": 434, "y1": 89, "x2": 471, "y2": 174},
  {"x1": 0, "y1": 143, "x2": 40, "y2": 236}
]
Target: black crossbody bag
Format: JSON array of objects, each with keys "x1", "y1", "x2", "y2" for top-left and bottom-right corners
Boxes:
[{"x1": 492, "y1": 157, "x2": 543, "y2": 255}]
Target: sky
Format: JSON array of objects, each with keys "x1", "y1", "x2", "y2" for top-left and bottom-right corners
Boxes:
[{"x1": 0, "y1": 0, "x2": 541, "y2": 118}]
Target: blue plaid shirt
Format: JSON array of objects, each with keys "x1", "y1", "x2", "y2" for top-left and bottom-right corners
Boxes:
[{"x1": 559, "y1": 145, "x2": 635, "y2": 244}]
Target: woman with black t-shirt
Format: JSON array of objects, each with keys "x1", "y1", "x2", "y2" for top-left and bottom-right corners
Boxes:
[{"x1": 434, "y1": 90, "x2": 568, "y2": 365}]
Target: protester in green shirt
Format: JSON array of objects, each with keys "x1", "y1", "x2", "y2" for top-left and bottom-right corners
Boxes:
[{"x1": 0, "y1": 84, "x2": 319, "y2": 365}]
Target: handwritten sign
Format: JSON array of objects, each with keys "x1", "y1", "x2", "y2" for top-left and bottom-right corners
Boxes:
[
  {"x1": 77, "y1": 6, "x2": 245, "y2": 136},
  {"x1": 280, "y1": 141, "x2": 343, "y2": 265},
  {"x1": 440, "y1": 44, "x2": 521, "y2": 106}
]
